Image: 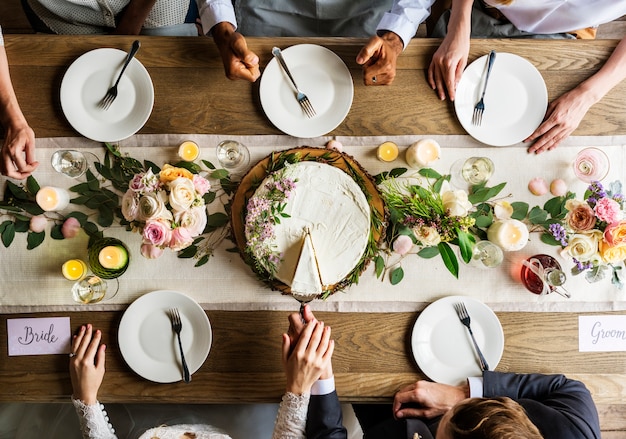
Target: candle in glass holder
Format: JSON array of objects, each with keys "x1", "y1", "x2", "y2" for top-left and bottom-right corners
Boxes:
[
  {"x1": 377, "y1": 141, "x2": 399, "y2": 162},
  {"x1": 487, "y1": 219, "x2": 529, "y2": 252},
  {"x1": 178, "y1": 140, "x2": 200, "y2": 161},
  {"x1": 62, "y1": 259, "x2": 88, "y2": 281},
  {"x1": 36, "y1": 186, "x2": 70, "y2": 211},
  {"x1": 98, "y1": 245, "x2": 128, "y2": 270},
  {"x1": 406, "y1": 139, "x2": 440, "y2": 168}
]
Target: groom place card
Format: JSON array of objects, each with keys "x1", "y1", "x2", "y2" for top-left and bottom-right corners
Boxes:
[
  {"x1": 7, "y1": 317, "x2": 71, "y2": 356},
  {"x1": 579, "y1": 315, "x2": 626, "y2": 352}
]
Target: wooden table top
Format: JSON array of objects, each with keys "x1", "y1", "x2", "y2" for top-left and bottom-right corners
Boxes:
[{"x1": 1, "y1": 35, "x2": 625, "y2": 434}]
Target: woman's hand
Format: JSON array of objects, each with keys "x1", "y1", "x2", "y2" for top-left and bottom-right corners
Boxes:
[
  {"x1": 0, "y1": 122, "x2": 37, "y2": 179},
  {"x1": 69, "y1": 324, "x2": 107, "y2": 405}
]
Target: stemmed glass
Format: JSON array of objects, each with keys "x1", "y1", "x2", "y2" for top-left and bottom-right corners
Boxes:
[
  {"x1": 51, "y1": 150, "x2": 88, "y2": 178},
  {"x1": 573, "y1": 147, "x2": 610, "y2": 183},
  {"x1": 450, "y1": 157, "x2": 494, "y2": 189},
  {"x1": 216, "y1": 140, "x2": 250, "y2": 172},
  {"x1": 468, "y1": 241, "x2": 504, "y2": 268}
]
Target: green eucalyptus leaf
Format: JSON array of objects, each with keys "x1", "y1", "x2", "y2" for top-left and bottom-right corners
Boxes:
[
  {"x1": 69, "y1": 182, "x2": 93, "y2": 195},
  {"x1": 195, "y1": 254, "x2": 210, "y2": 267},
  {"x1": 20, "y1": 202, "x2": 44, "y2": 216},
  {"x1": 67, "y1": 211, "x2": 89, "y2": 225},
  {"x1": 2, "y1": 223, "x2": 15, "y2": 247},
  {"x1": 511, "y1": 202, "x2": 529, "y2": 220},
  {"x1": 50, "y1": 224, "x2": 64, "y2": 240},
  {"x1": 202, "y1": 159, "x2": 216, "y2": 170},
  {"x1": 211, "y1": 169, "x2": 229, "y2": 180},
  {"x1": 457, "y1": 230, "x2": 475, "y2": 264},
  {"x1": 0, "y1": 220, "x2": 12, "y2": 233},
  {"x1": 390, "y1": 266, "x2": 404, "y2": 285},
  {"x1": 26, "y1": 176, "x2": 40, "y2": 195},
  {"x1": 174, "y1": 161, "x2": 202, "y2": 173},
  {"x1": 544, "y1": 196, "x2": 567, "y2": 218},
  {"x1": 418, "y1": 168, "x2": 442, "y2": 179},
  {"x1": 14, "y1": 219, "x2": 30, "y2": 233},
  {"x1": 144, "y1": 160, "x2": 161, "y2": 173},
  {"x1": 204, "y1": 191, "x2": 216, "y2": 204},
  {"x1": 83, "y1": 221, "x2": 100, "y2": 236},
  {"x1": 97, "y1": 208, "x2": 115, "y2": 227},
  {"x1": 417, "y1": 246, "x2": 439, "y2": 259},
  {"x1": 374, "y1": 255, "x2": 385, "y2": 278},
  {"x1": 6, "y1": 181, "x2": 28, "y2": 200},
  {"x1": 27, "y1": 231, "x2": 45, "y2": 249},
  {"x1": 178, "y1": 245, "x2": 198, "y2": 259},
  {"x1": 207, "y1": 212, "x2": 229, "y2": 228},
  {"x1": 540, "y1": 232, "x2": 562, "y2": 246},
  {"x1": 528, "y1": 206, "x2": 549, "y2": 225},
  {"x1": 438, "y1": 242, "x2": 459, "y2": 278}
]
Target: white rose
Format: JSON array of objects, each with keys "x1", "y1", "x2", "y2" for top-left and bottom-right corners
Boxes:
[
  {"x1": 137, "y1": 191, "x2": 172, "y2": 222},
  {"x1": 175, "y1": 206, "x2": 208, "y2": 237},
  {"x1": 413, "y1": 226, "x2": 441, "y2": 247},
  {"x1": 442, "y1": 189, "x2": 472, "y2": 217},
  {"x1": 121, "y1": 189, "x2": 139, "y2": 222},
  {"x1": 563, "y1": 231, "x2": 602, "y2": 262},
  {"x1": 169, "y1": 177, "x2": 197, "y2": 212}
]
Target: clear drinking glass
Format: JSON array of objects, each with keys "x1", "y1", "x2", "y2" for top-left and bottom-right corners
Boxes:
[
  {"x1": 51, "y1": 150, "x2": 88, "y2": 178},
  {"x1": 573, "y1": 147, "x2": 610, "y2": 183},
  {"x1": 71, "y1": 275, "x2": 110, "y2": 304},
  {"x1": 469, "y1": 241, "x2": 504, "y2": 268},
  {"x1": 216, "y1": 140, "x2": 250, "y2": 170},
  {"x1": 450, "y1": 157, "x2": 494, "y2": 189}
]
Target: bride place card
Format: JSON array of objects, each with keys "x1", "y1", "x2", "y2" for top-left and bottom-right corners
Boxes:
[{"x1": 7, "y1": 317, "x2": 71, "y2": 356}]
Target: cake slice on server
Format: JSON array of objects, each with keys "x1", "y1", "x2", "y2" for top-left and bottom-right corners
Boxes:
[{"x1": 291, "y1": 227, "x2": 324, "y2": 305}]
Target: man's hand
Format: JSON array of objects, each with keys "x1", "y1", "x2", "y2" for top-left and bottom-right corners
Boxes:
[
  {"x1": 392, "y1": 380, "x2": 469, "y2": 419},
  {"x1": 69, "y1": 324, "x2": 107, "y2": 405},
  {"x1": 211, "y1": 22, "x2": 260, "y2": 82},
  {"x1": 526, "y1": 87, "x2": 593, "y2": 154},
  {"x1": 356, "y1": 32, "x2": 404, "y2": 86},
  {"x1": 1, "y1": 122, "x2": 37, "y2": 179}
]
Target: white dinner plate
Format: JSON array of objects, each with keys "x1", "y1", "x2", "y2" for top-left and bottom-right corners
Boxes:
[
  {"x1": 411, "y1": 295, "x2": 504, "y2": 385},
  {"x1": 118, "y1": 290, "x2": 211, "y2": 383},
  {"x1": 454, "y1": 52, "x2": 547, "y2": 146},
  {"x1": 259, "y1": 44, "x2": 353, "y2": 138},
  {"x1": 60, "y1": 48, "x2": 154, "y2": 142}
]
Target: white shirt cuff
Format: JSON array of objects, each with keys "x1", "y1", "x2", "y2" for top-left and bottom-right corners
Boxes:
[
  {"x1": 311, "y1": 376, "x2": 335, "y2": 396},
  {"x1": 376, "y1": 10, "x2": 427, "y2": 49},
  {"x1": 197, "y1": 0, "x2": 238, "y2": 35},
  {"x1": 467, "y1": 377, "x2": 484, "y2": 398}
]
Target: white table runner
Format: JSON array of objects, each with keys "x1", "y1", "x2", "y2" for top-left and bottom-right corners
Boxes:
[{"x1": 2, "y1": 134, "x2": 625, "y2": 313}]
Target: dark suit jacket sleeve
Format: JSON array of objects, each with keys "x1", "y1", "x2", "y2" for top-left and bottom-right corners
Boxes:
[
  {"x1": 305, "y1": 391, "x2": 348, "y2": 439},
  {"x1": 482, "y1": 371, "x2": 601, "y2": 439}
]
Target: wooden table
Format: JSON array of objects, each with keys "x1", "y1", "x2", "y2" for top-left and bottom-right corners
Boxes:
[{"x1": 1, "y1": 35, "x2": 626, "y2": 436}]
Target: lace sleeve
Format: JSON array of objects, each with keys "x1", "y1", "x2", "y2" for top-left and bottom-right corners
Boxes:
[
  {"x1": 72, "y1": 397, "x2": 118, "y2": 439},
  {"x1": 272, "y1": 392, "x2": 310, "y2": 439}
]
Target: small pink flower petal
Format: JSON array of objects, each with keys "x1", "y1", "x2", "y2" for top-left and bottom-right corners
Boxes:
[
  {"x1": 29, "y1": 215, "x2": 47, "y2": 233},
  {"x1": 326, "y1": 140, "x2": 343, "y2": 152},
  {"x1": 61, "y1": 217, "x2": 81, "y2": 239},
  {"x1": 392, "y1": 235, "x2": 413, "y2": 255},
  {"x1": 550, "y1": 179, "x2": 567, "y2": 196},
  {"x1": 140, "y1": 243, "x2": 164, "y2": 259},
  {"x1": 528, "y1": 177, "x2": 548, "y2": 196}
]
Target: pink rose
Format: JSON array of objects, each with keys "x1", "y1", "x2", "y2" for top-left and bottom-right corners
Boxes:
[
  {"x1": 140, "y1": 243, "x2": 164, "y2": 259},
  {"x1": 61, "y1": 217, "x2": 81, "y2": 239},
  {"x1": 192, "y1": 174, "x2": 211, "y2": 196},
  {"x1": 604, "y1": 220, "x2": 626, "y2": 247},
  {"x1": 29, "y1": 215, "x2": 47, "y2": 233},
  {"x1": 594, "y1": 197, "x2": 621, "y2": 224},
  {"x1": 392, "y1": 235, "x2": 413, "y2": 255},
  {"x1": 121, "y1": 189, "x2": 139, "y2": 222},
  {"x1": 169, "y1": 227, "x2": 194, "y2": 251},
  {"x1": 142, "y1": 219, "x2": 172, "y2": 246}
]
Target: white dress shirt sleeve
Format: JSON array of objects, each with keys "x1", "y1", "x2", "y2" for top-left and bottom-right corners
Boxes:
[
  {"x1": 197, "y1": 0, "x2": 238, "y2": 35},
  {"x1": 376, "y1": 0, "x2": 436, "y2": 49},
  {"x1": 311, "y1": 376, "x2": 336, "y2": 396},
  {"x1": 467, "y1": 376, "x2": 484, "y2": 398}
]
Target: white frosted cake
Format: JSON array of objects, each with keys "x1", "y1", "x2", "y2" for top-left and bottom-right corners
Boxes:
[
  {"x1": 244, "y1": 161, "x2": 371, "y2": 292},
  {"x1": 291, "y1": 228, "x2": 323, "y2": 299}
]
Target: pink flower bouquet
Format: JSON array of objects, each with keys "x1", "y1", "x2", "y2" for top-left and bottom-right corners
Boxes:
[{"x1": 121, "y1": 164, "x2": 211, "y2": 258}]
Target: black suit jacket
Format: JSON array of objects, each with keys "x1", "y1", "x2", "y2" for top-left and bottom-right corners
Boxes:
[
  {"x1": 359, "y1": 372, "x2": 601, "y2": 439},
  {"x1": 306, "y1": 391, "x2": 348, "y2": 439}
]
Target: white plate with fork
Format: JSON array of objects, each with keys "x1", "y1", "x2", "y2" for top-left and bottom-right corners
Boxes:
[
  {"x1": 118, "y1": 290, "x2": 211, "y2": 383},
  {"x1": 411, "y1": 295, "x2": 504, "y2": 385},
  {"x1": 454, "y1": 52, "x2": 547, "y2": 146},
  {"x1": 259, "y1": 44, "x2": 353, "y2": 138},
  {"x1": 60, "y1": 48, "x2": 154, "y2": 142}
]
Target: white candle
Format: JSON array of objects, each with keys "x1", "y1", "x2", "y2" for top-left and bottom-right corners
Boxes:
[
  {"x1": 487, "y1": 219, "x2": 529, "y2": 252},
  {"x1": 36, "y1": 186, "x2": 70, "y2": 211},
  {"x1": 406, "y1": 139, "x2": 441, "y2": 168}
]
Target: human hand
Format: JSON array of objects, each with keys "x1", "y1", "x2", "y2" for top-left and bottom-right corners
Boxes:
[
  {"x1": 392, "y1": 380, "x2": 469, "y2": 419},
  {"x1": 427, "y1": 32, "x2": 470, "y2": 101},
  {"x1": 0, "y1": 122, "x2": 38, "y2": 179},
  {"x1": 211, "y1": 22, "x2": 260, "y2": 82},
  {"x1": 525, "y1": 88, "x2": 593, "y2": 154},
  {"x1": 286, "y1": 305, "x2": 334, "y2": 380},
  {"x1": 282, "y1": 320, "x2": 334, "y2": 394},
  {"x1": 69, "y1": 324, "x2": 107, "y2": 405},
  {"x1": 356, "y1": 32, "x2": 404, "y2": 86}
]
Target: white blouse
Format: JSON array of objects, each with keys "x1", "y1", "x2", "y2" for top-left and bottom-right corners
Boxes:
[{"x1": 484, "y1": 0, "x2": 626, "y2": 34}]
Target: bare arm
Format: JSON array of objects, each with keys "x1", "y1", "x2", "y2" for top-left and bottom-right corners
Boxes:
[
  {"x1": 527, "y1": 37, "x2": 626, "y2": 153},
  {"x1": 211, "y1": 22, "x2": 260, "y2": 82},
  {"x1": 112, "y1": 0, "x2": 157, "y2": 35},
  {"x1": 0, "y1": 45, "x2": 37, "y2": 179}
]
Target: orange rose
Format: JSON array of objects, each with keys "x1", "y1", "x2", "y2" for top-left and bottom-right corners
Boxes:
[
  {"x1": 599, "y1": 240, "x2": 626, "y2": 264},
  {"x1": 604, "y1": 220, "x2": 626, "y2": 247},
  {"x1": 159, "y1": 164, "x2": 193, "y2": 184}
]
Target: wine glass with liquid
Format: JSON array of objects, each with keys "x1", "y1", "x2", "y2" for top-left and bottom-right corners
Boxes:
[
  {"x1": 573, "y1": 147, "x2": 610, "y2": 183},
  {"x1": 469, "y1": 240, "x2": 504, "y2": 268},
  {"x1": 51, "y1": 150, "x2": 88, "y2": 178},
  {"x1": 216, "y1": 140, "x2": 250, "y2": 171},
  {"x1": 450, "y1": 157, "x2": 494, "y2": 189},
  {"x1": 71, "y1": 275, "x2": 110, "y2": 304}
]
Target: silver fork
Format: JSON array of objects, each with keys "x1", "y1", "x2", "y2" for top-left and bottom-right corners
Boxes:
[
  {"x1": 472, "y1": 50, "x2": 496, "y2": 126},
  {"x1": 271, "y1": 47, "x2": 316, "y2": 118},
  {"x1": 167, "y1": 307, "x2": 191, "y2": 383},
  {"x1": 453, "y1": 302, "x2": 490, "y2": 371},
  {"x1": 99, "y1": 40, "x2": 141, "y2": 111}
]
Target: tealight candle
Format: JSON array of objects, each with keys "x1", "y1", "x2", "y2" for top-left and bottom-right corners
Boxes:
[
  {"x1": 98, "y1": 245, "x2": 126, "y2": 269},
  {"x1": 36, "y1": 186, "x2": 70, "y2": 211},
  {"x1": 62, "y1": 259, "x2": 88, "y2": 281},
  {"x1": 178, "y1": 140, "x2": 200, "y2": 161},
  {"x1": 406, "y1": 139, "x2": 441, "y2": 168},
  {"x1": 487, "y1": 219, "x2": 529, "y2": 252},
  {"x1": 377, "y1": 141, "x2": 399, "y2": 162}
]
